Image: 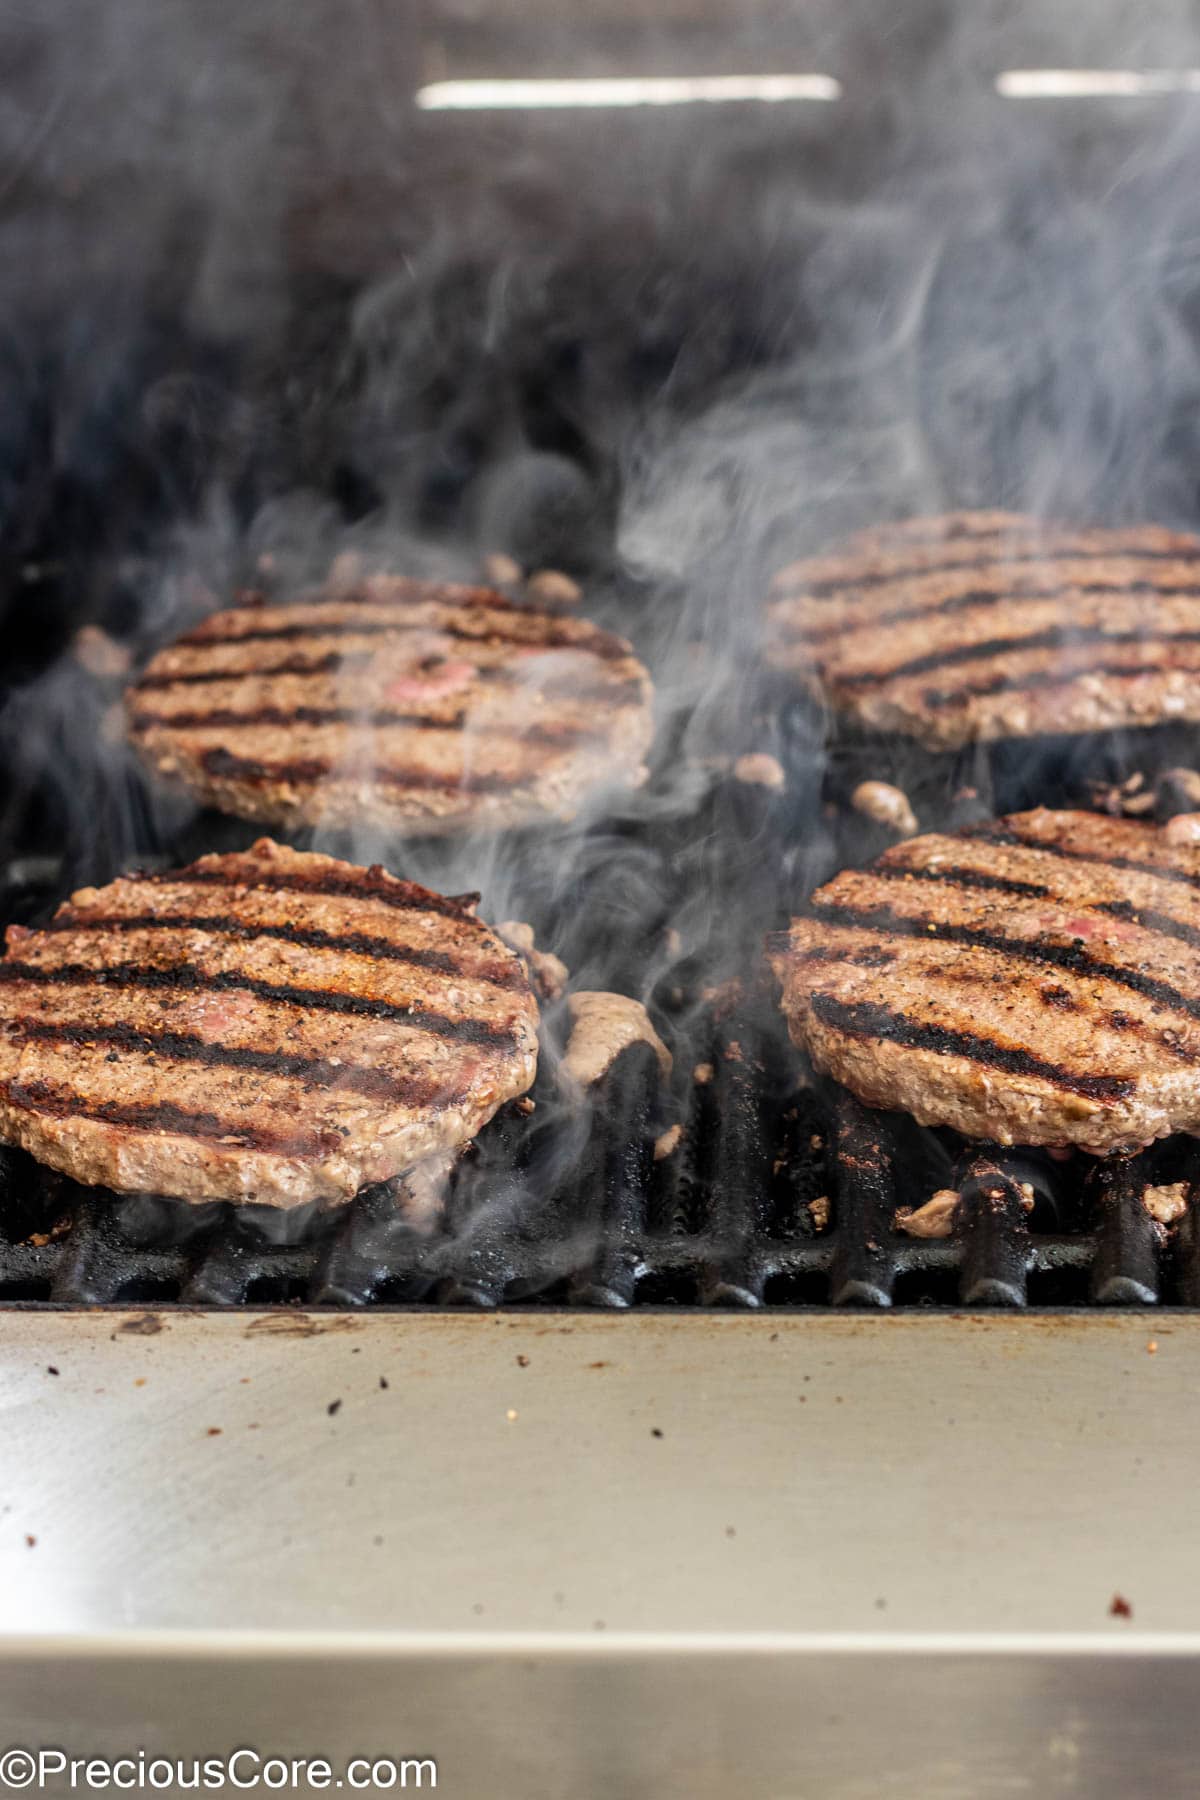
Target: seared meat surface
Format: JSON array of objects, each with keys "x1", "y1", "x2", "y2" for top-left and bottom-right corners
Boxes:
[
  {"x1": 767, "y1": 511, "x2": 1200, "y2": 748},
  {"x1": 0, "y1": 839, "x2": 539, "y2": 1206},
  {"x1": 127, "y1": 576, "x2": 654, "y2": 833},
  {"x1": 770, "y1": 808, "x2": 1200, "y2": 1152}
]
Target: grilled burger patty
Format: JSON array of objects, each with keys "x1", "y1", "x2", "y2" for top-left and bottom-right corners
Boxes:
[
  {"x1": 766, "y1": 510, "x2": 1200, "y2": 749},
  {"x1": 0, "y1": 839, "x2": 539, "y2": 1206},
  {"x1": 769, "y1": 808, "x2": 1200, "y2": 1153},
  {"x1": 127, "y1": 576, "x2": 654, "y2": 833}
]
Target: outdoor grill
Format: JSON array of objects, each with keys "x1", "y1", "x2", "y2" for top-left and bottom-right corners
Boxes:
[{"x1": 7, "y1": 2, "x2": 1200, "y2": 1795}]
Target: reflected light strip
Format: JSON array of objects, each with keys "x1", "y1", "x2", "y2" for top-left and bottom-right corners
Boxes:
[
  {"x1": 997, "y1": 69, "x2": 1200, "y2": 98},
  {"x1": 416, "y1": 75, "x2": 842, "y2": 111}
]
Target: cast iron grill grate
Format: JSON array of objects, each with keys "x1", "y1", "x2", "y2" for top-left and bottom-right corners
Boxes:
[{"x1": 1, "y1": 1006, "x2": 1197, "y2": 1311}]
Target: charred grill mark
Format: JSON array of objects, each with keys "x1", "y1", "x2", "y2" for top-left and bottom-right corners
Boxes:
[
  {"x1": 0, "y1": 960, "x2": 520, "y2": 1047},
  {"x1": 299, "y1": 582, "x2": 517, "y2": 613},
  {"x1": 779, "y1": 579, "x2": 1200, "y2": 644},
  {"x1": 1041, "y1": 985, "x2": 1076, "y2": 1009},
  {"x1": 834, "y1": 626, "x2": 1200, "y2": 690},
  {"x1": 196, "y1": 746, "x2": 519, "y2": 795},
  {"x1": 133, "y1": 653, "x2": 350, "y2": 689},
  {"x1": 3, "y1": 1018, "x2": 454, "y2": 1105},
  {"x1": 808, "y1": 900, "x2": 1200, "y2": 1040},
  {"x1": 808, "y1": 993, "x2": 1135, "y2": 1101},
  {"x1": 152, "y1": 862, "x2": 478, "y2": 921},
  {"x1": 0, "y1": 1079, "x2": 353, "y2": 1158},
  {"x1": 180, "y1": 614, "x2": 630, "y2": 660},
  {"x1": 1098, "y1": 899, "x2": 1200, "y2": 953},
  {"x1": 130, "y1": 657, "x2": 641, "y2": 707},
  {"x1": 43, "y1": 911, "x2": 525, "y2": 990},
  {"x1": 785, "y1": 543, "x2": 1200, "y2": 600},
  {"x1": 132, "y1": 703, "x2": 469, "y2": 732},
  {"x1": 922, "y1": 658, "x2": 1200, "y2": 710},
  {"x1": 966, "y1": 823, "x2": 1200, "y2": 894},
  {"x1": 129, "y1": 703, "x2": 597, "y2": 747},
  {"x1": 872, "y1": 862, "x2": 1051, "y2": 899}
]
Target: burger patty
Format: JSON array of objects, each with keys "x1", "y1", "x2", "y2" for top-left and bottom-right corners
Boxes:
[
  {"x1": 766, "y1": 511, "x2": 1200, "y2": 748},
  {"x1": 769, "y1": 808, "x2": 1200, "y2": 1152},
  {"x1": 0, "y1": 839, "x2": 539, "y2": 1206},
  {"x1": 126, "y1": 576, "x2": 654, "y2": 833}
]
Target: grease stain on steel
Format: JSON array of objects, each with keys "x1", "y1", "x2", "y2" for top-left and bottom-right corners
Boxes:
[{"x1": 244, "y1": 1312, "x2": 365, "y2": 1339}]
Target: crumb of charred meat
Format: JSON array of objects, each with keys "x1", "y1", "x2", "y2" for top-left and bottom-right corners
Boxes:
[
  {"x1": 73, "y1": 625, "x2": 132, "y2": 679},
  {"x1": 808, "y1": 1194, "x2": 831, "y2": 1232},
  {"x1": 699, "y1": 977, "x2": 744, "y2": 1022},
  {"x1": 526, "y1": 569, "x2": 582, "y2": 607},
  {"x1": 895, "y1": 1188, "x2": 960, "y2": 1238},
  {"x1": 563, "y1": 992, "x2": 672, "y2": 1089},
  {"x1": 1165, "y1": 812, "x2": 1200, "y2": 846},
  {"x1": 1143, "y1": 1181, "x2": 1189, "y2": 1226},
  {"x1": 1156, "y1": 767, "x2": 1200, "y2": 819},
  {"x1": 496, "y1": 920, "x2": 568, "y2": 1000},
  {"x1": 483, "y1": 552, "x2": 523, "y2": 587},
  {"x1": 1090, "y1": 771, "x2": 1155, "y2": 818},
  {"x1": 734, "y1": 753, "x2": 786, "y2": 792},
  {"x1": 693, "y1": 1062, "x2": 715, "y2": 1086},
  {"x1": 654, "y1": 1123, "x2": 682, "y2": 1161},
  {"x1": 850, "y1": 780, "x2": 918, "y2": 837}
]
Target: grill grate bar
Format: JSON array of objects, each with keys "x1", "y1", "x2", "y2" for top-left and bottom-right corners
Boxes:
[
  {"x1": 829, "y1": 1092, "x2": 896, "y2": 1308},
  {"x1": 956, "y1": 1154, "x2": 1032, "y2": 1308},
  {"x1": 1088, "y1": 1157, "x2": 1161, "y2": 1306}
]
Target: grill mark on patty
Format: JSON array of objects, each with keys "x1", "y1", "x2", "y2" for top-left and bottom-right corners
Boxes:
[
  {"x1": 808, "y1": 899, "x2": 1200, "y2": 1032},
  {"x1": 135, "y1": 653, "x2": 350, "y2": 688},
  {"x1": 43, "y1": 911, "x2": 525, "y2": 991},
  {"x1": 0, "y1": 960, "x2": 519, "y2": 1046},
  {"x1": 1096, "y1": 899, "x2": 1200, "y2": 953},
  {"x1": 871, "y1": 862, "x2": 1052, "y2": 899},
  {"x1": 783, "y1": 580, "x2": 1200, "y2": 645},
  {"x1": 965, "y1": 822, "x2": 1200, "y2": 894},
  {"x1": 786, "y1": 543, "x2": 1200, "y2": 600},
  {"x1": 807, "y1": 993, "x2": 1136, "y2": 1100},
  {"x1": 3, "y1": 1018, "x2": 456, "y2": 1105},
  {"x1": 128, "y1": 703, "x2": 597, "y2": 746},
  {"x1": 832, "y1": 626, "x2": 1200, "y2": 690},
  {"x1": 298, "y1": 582, "x2": 518, "y2": 613},
  {"x1": 920, "y1": 658, "x2": 1200, "y2": 710},
  {"x1": 131, "y1": 658, "x2": 642, "y2": 705},
  {"x1": 181, "y1": 614, "x2": 630, "y2": 660},
  {"x1": 148, "y1": 861, "x2": 477, "y2": 921},
  {"x1": 195, "y1": 747, "x2": 523, "y2": 795},
  {"x1": 0, "y1": 1079, "x2": 353, "y2": 1158}
]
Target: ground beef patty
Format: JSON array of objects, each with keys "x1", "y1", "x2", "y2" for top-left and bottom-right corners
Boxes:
[
  {"x1": 766, "y1": 510, "x2": 1200, "y2": 748},
  {"x1": 769, "y1": 808, "x2": 1200, "y2": 1153},
  {"x1": 0, "y1": 839, "x2": 539, "y2": 1206},
  {"x1": 127, "y1": 576, "x2": 654, "y2": 833}
]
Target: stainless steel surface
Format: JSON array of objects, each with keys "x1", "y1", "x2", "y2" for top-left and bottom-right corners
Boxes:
[
  {"x1": 0, "y1": 1309, "x2": 1192, "y2": 1636},
  {"x1": 2, "y1": 1311, "x2": 1196, "y2": 1795},
  {"x1": 4, "y1": 1638, "x2": 1200, "y2": 1799}
]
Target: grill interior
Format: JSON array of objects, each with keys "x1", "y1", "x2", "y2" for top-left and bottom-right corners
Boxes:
[
  {"x1": 3, "y1": 707, "x2": 1199, "y2": 1314},
  {"x1": 8, "y1": 3, "x2": 1200, "y2": 1314}
]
